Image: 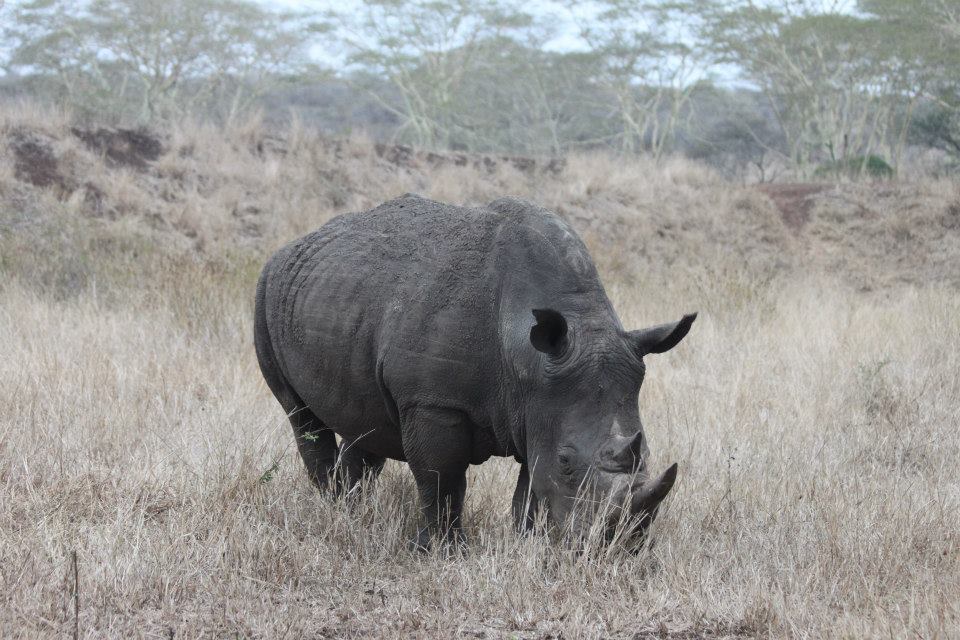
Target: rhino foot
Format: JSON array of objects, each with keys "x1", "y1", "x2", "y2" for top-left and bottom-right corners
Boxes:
[{"x1": 409, "y1": 527, "x2": 468, "y2": 555}]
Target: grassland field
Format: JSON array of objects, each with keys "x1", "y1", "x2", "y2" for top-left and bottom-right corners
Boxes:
[{"x1": 1, "y1": 106, "x2": 958, "y2": 638}]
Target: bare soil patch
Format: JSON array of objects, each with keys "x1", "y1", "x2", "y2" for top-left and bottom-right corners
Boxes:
[
  {"x1": 10, "y1": 130, "x2": 66, "y2": 190},
  {"x1": 70, "y1": 127, "x2": 163, "y2": 170},
  {"x1": 374, "y1": 141, "x2": 567, "y2": 175},
  {"x1": 756, "y1": 183, "x2": 827, "y2": 231}
]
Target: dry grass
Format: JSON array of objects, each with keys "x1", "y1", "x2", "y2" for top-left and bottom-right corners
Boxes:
[{"x1": 1, "y1": 107, "x2": 959, "y2": 638}]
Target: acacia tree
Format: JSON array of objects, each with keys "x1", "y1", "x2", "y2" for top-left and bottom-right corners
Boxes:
[
  {"x1": 3, "y1": 1, "x2": 109, "y2": 110},
  {"x1": 2, "y1": 0, "x2": 317, "y2": 124},
  {"x1": 565, "y1": 0, "x2": 706, "y2": 158},
  {"x1": 704, "y1": 0, "x2": 918, "y2": 174},
  {"x1": 686, "y1": 85, "x2": 787, "y2": 183},
  {"x1": 448, "y1": 37, "x2": 604, "y2": 155},
  {"x1": 859, "y1": 0, "x2": 960, "y2": 163},
  {"x1": 330, "y1": 0, "x2": 532, "y2": 150}
]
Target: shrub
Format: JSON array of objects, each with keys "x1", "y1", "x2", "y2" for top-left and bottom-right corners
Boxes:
[{"x1": 814, "y1": 154, "x2": 895, "y2": 179}]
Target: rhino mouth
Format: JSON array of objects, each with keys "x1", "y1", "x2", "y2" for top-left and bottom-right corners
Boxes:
[
  {"x1": 596, "y1": 432, "x2": 679, "y2": 535},
  {"x1": 552, "y1": 461, "x2": 679, "y2": 546}
]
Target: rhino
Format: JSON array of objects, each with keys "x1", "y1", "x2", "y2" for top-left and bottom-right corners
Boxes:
[{"x1": 254, "y1": 194, "x2": 695, "y2": 549}]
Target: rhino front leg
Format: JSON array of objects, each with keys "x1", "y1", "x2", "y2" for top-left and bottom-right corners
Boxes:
[
  {"x1": 410, "y1": 467, "x2": 467, "y2": 551},
  {"x1": 511, "y1": 463, "x2": 539, "y2": 534},
  {"x1": 402, "y1": 406, "x2": 471, "y2": 551}
]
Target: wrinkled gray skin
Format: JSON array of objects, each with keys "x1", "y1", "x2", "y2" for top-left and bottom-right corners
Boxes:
[{"x1": 254, "y1": 194, "x2": 695, "y2": 549}]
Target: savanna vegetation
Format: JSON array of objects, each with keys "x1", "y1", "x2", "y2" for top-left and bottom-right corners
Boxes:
[
  {"x1": 5, "y1": 0, "x2": 960, "y2": 180},
  {"x1": 1, "y1": 0, "x2": 959, "y2": 637},
  {"x1": 1, "y1": 104, "x2": 959, "y2": 638}
]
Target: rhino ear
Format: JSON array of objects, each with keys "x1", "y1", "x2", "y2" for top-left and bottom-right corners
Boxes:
[
  {"x1": 629, "y1": 313, "x2": 697, "y2": 356},
  {"x1": 530, "y1": 308, "x2": 568, "y2": 356}
]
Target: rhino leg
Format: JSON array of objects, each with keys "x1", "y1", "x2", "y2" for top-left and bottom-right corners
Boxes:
[
  {"x1": 511, "y1": 463, "x2": 539, "y2": 534},
  {"x1": 402, "y1": 407, "x2": 471, "y2": 551},
  {"x1": 255, "y1": 280, "x2": 340, "y2": 492},
  {"x1": 287, "y1": 404, "x2": 341, "y2": 491},
  {"x1": 410, "y1": 468, "x2": 467, "y2": 551},
  {"x1": 337, "y1": 439, "x2": 386, "y2": 494}
]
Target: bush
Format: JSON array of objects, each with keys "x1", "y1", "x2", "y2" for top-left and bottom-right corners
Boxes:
[{"x1": 815, "y1": 154, "x2": 895, "y2": 179}]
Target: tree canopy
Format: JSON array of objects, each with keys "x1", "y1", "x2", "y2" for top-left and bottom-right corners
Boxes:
[{"x1": 3, "y1": 0, "x2": 958, "y2": 177}]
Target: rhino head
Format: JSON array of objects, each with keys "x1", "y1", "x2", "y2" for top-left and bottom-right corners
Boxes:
[{"x1": 519, "y1": 308, "x2": 696, "y2": 543}]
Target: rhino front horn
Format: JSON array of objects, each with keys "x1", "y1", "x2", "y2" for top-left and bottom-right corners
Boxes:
[{"x1": 631, "y1": 462, "x2": 679, "y2": 516}]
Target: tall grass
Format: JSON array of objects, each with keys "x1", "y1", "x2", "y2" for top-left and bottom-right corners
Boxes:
[{"x1": 1, "y1": 107, "x2": 958, "y2": 637}]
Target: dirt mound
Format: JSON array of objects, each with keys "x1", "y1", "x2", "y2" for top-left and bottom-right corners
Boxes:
[
  {"x1": 373, "y1": 142, "x2": 566, "y2": 175},
  {"x1": 10, "y1": 130, "x2": 66, "y2": 190},
  {"x1": 71, "y1": 127, "x2": 163, "y2": 170},
  {"x1": 757, "y1": 183, "x2": 827, "y2": 231},
  {"x1": 3, "y1": 117, "x2": 959, "y2": 291},
  {"x1": 942, "y1": 202, "x2": 960, "y2": 230},
  {"x1": 755, "y1": 181, "x2": 960, "y2": 290}
]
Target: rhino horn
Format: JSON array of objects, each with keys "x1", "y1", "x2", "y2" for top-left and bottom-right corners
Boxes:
[
  {"x1": 618, "y1": 431, "x2": 645, "y2": 472},
  {"x1": 630, "y1": 462, "x2": 678, "y2": 516}
]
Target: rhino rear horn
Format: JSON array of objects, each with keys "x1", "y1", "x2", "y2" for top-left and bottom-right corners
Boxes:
[
  {"x1": 622, "y1": 431, "x2": 645, "y2": 472},
  {"x1": 629, "y1": 313, "x2": 697, "y2": 356}
]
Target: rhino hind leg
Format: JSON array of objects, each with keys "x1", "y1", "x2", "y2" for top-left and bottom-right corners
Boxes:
[
  {"x1": 256, "y1": 326, "x2": 382, "y2": 495},
  {"x1": 257, "y1": 358, "x2": 340, "y2": 489},
  {"x1": 287, "y1": 407, "x2": 391, "y2": 496},
  {"x1": 286, "y1": 402, "x2": 341, "y2": 491},
  {"x1": 255, "y1": 274, "x2": 339, "y2": 490},
  {"x1": 284, "y1": 400, "x2": 386, "y2": 496},
  {"x1": 337, "y1": 439, "x2": 386, "y2": 494},
  {"x1": 254, "y1": 344, "x2": 340, "y2": 489}
]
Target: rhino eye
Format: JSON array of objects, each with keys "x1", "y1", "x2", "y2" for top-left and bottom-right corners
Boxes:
[{"x1": 558, "y1": 451, "x2": 575, "y2": 474}]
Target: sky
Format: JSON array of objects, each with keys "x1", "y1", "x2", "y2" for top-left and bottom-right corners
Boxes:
[
  {"x1": 1, "y1": 0, "x2": 740, "y2": 84},
  {"x1": 258, "y1": 0, "x2": 593, "y2": 60},
  {"x1": 0, "y1": 0, "x2": 587, "y2": 78},
  {"x1": 252, "y1": 0, "x2": 743, "y2": 85}
]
